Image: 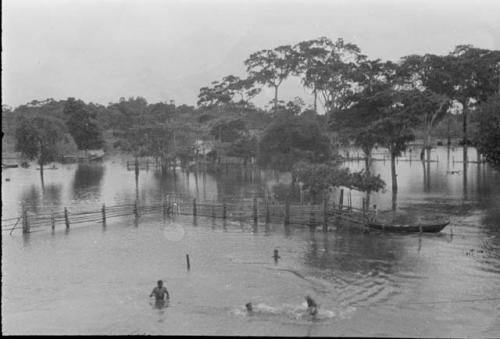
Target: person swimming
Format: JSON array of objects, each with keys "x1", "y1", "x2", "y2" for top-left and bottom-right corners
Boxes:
[
  {"x1": 245, "y1": 302, "x2": 253, "y2": 315},
  {"x1": 305, "y1": 296, "x2": 318, "y2": 317},
  {"x1": 273, "y1": 249, "x2": 281, "y2": 264}
]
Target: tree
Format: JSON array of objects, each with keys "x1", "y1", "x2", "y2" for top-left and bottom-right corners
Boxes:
[
  {"x1": 64, "y1": 98, "x2": 104, "y2": 151},
  {"x1": 292, "y1": 161, "x2": 385, "y2": 203},
  {"x1": 15, "y1": 115, "x2": 66, "y2": 182},
  {"x1": 311, "y1": 38, "x2": 364, "y2": 114},
  {"x1": 197, "y1": 75, "x2": 261, "y2": 108},
  {"x1": 294, "y1": 37, "x2": 334, "y2": 112},
  {"x1": 399, "y1": 54, "x2": 452, "y2": 158},
  {"x1": 440, "y1": 46, "x2": 500, "y2": 170},
  {"x1": 258, "y1": 113, "x2": 331, "y2": 172},
  {"x1": 374, "y1": 89, "x2": 421, "y2": 194},
  {"x1": 225, "y1": 135, "x2": 258, "y2": 165},
  {"x1": 474, "y1": 94, "x2": 500, "y2": 164},
  {"x1": 245, "y1": 45, "x2": 299, "y2": 112},
  {"x1": 330, "y1": 59, "x2": 396, "y2": 175}
]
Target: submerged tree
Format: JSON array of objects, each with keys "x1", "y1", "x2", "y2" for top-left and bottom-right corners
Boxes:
[
  {"x1": 64, "y1": 97, "x2": 104, "y2": 151},
  {"x1": 292, "y1": 161, "x2": 385, "y2": 203},
  {"x1": 15, "y1": 115, "x2": 66, "y2": 183},
  {"x1": 258, "y1": 113, "x2": 331, "y2": 172},
  {"x1": 474, "y1": 94, "x2": 500, "y2": 164}
]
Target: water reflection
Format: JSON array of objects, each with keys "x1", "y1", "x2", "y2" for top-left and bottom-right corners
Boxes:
[
  {"x1": 20, "y1": 185, "x2": 41, "y2": 213},
  {"x1": 41, "y1": 184, "x2": 63, "y2": 208},
  {"x1": 72, "y1": 164, "x2": 105, "y2": 201}
]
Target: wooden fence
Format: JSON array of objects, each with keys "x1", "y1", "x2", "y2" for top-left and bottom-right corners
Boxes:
[{"x1": 1, "y1": 189, "x2": 373, "y2": 235}]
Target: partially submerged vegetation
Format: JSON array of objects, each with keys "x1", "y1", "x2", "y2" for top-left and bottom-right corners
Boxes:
[{"x1": 2, "y1": 37, "x2": 499, "y2": 196}]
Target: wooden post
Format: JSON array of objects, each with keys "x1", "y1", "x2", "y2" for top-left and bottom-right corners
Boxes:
[
  {"x1": 339, "y1": 189, "x2": 344, "y2": 210},
  {"x1": 64, "y1": 207, "x2": 70, "y2": 229},
  {"x1": 222, "y1": 200, "x2": 227, "y2": 219},
  {"x1": 253, "y1": 197, "x2": 258, "y2": 225},
  {"x1": 309, "y1": 204, "x2": 315, "y2": 230},
  {"x1": 362, "y1": 198, "x2": 366, "y2": 215},
  {"x1": 193, "y1": 198, "x2": 197, "y2": 217},
  {"x1": 167, "y1": 195, "x2": 172, "y2": 216},
  {"x1": 22, "y1": 205, "x2": 30, "y2": 234},
  {"x1": 102, "y1": 204, "x2": 106, "y2": 226},
  {"x1": 265, "y1": 199, "x2": 271, "y2": 224},
  {"x1": 284, "y1": 198, "x2": 290, "y2": 226},
  {"x1": 134, "y1": 200, "x2": 139, "y2": 218},
  {"x1": 323, "y1": 198, "x2": 328, "y2": 232},
  {"x1": 51, "y1": 212, "x2": 55, "y2": 230},
  {"x1": 186, "y1": 254, "x2": 191, "y2": 271}
]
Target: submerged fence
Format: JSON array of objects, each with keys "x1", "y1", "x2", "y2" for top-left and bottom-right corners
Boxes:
[{"x1": 1, "y1": 189, "x2": 373, "y2": 235}]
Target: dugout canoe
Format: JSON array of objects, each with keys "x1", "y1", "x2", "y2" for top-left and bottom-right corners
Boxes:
[{"x1": 366, "y1": 220, "x2": 450, "y2": 233}]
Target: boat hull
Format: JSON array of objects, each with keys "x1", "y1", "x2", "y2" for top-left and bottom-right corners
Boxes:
[{"x1": 366, "y1": 221, "x2": 450, "y2": 233}]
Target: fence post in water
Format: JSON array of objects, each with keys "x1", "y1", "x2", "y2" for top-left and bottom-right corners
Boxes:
[
  {"x1": 102, "y1": 204, "x2": 106, "y2": 227},
  {"x1": 265, "y1": 198, "x2": 271, "y2": 224},
  {"x1": 186, "y1": 254, "x2": 191, "y2": 271},
  {"x1": 339, "y1": 189, "x2": 344, "y2": 210},
  {"x1": 222, "y1": 200, "x2": 227, "y2": 219},
  {"x1": 193, "y1": 198, "x2": 197, "y2": 217},
  {"x1": 309, "y1": 204, "x2": 315, "y2": 230},
  {"x1": 253, "y1": 197, "x2": 258, "y2": 225},
  {"x1": 134, "y1": 200, "x2": 139, "y2": 218},
  {"x1": 51, "y1": 212, "x2": 56, "y2": 230},
  {"x1": 362, "y1": 198, "x2": 366, "y2": 215},
  {"x1": 323, "y1": 198, "x2": 328, "y2": 232},
  {"x1": 284, "y1": 198, "x2": 290, "y2": 226},
  {"x1": 22, "y1": 205, "x2": 30, "y2": 234},
  {"x1": 64, "y1": 207, "x2": 70, "y2": 229}
]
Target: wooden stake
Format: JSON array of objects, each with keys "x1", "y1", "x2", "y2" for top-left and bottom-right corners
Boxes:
[
  {"x1": 22, "y1": 205, "x2": 30, "y2": 234},
  {"x1": 193, "y1": 198, "x2": 197, "y2": 217},
  {"x1": 284, "y1": 198, "x2": 290, "y2": 226},
  {"x1": 134, "y1": 200, "x2": 139, "y2": 218},
  {"x1": 223, "y1": 200, "x2": 227, "y2": 219},
  {"x1": 323, "y1": 198, "x2": 328, "y2": 232},
  {"x1": 102, "y1": 204, "x2": 106, "y2": 226},
  {"x1": 186, "y1": 254, "x2": 191, "y2": 271},
  {"x1": 51, "y1": 212, "x2": 55, "y2": 230},
  {"x1": 253, "y1": 197, "x2": 258, "y2": 225},
  {"x1": 339, "y1": 189, "x2": 344, "y2": 209},
  {"x1": 265, "y1": 199, "x2": 271, "y2": 224},
  {"x1": 64, "y1": 207, "x2": 70, "y2": 229}
]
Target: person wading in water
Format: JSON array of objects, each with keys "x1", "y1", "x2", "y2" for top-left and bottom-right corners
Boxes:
[{"x1": 150, "y1": 280, "x2": 170, "y2": 309}]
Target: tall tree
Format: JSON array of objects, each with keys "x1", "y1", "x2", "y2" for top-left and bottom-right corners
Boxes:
[
  {"x1": 474, "y1": 94, "x2": 500, "y2": 164},
  {"x1": 245, "y1": 45, "x2": 299, "y2": 112},
  {"x1": 294, "y1": 37, "x2": 334, "y2": 112},
  {"x1": 64, "y1": 98, "x2": 104, "y2": 151},
  {"x1": 443, "y1": 46, "x2": 500, "y2": 166},
  {"x1": 399, "y1": 54, "x2": 452, "y2": 159},
  {"x1": 258, "y1": 113, "x2": 331, "y2": 172},
  {"x1": 15, "y1": 115, "x2": 66, "y2": 183},
  {"x1": 374, "y1": 89, "x2": 421, "y2": 195}
]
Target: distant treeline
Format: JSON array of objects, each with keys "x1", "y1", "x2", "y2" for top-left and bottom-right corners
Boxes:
[{"x1": 2, "y1": 36, "x2": 500, "y2": 195}]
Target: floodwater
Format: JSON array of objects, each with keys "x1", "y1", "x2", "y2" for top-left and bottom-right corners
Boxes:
[{"x1": 2, "y1": 146, "x2": 500, "y2": 336}]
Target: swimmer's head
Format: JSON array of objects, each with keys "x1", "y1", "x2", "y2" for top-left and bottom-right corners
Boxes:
[
  {"x1": 157, "y1": 280, "x2": 163, "y2": 287},
  {"x1": 245, "y1": 302, "x2": 253, "y2": 312}
]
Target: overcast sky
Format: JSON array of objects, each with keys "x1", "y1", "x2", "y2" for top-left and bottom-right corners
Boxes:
[{"x1": 2, "y1": 0, "x2": 500, "y2": 109}]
